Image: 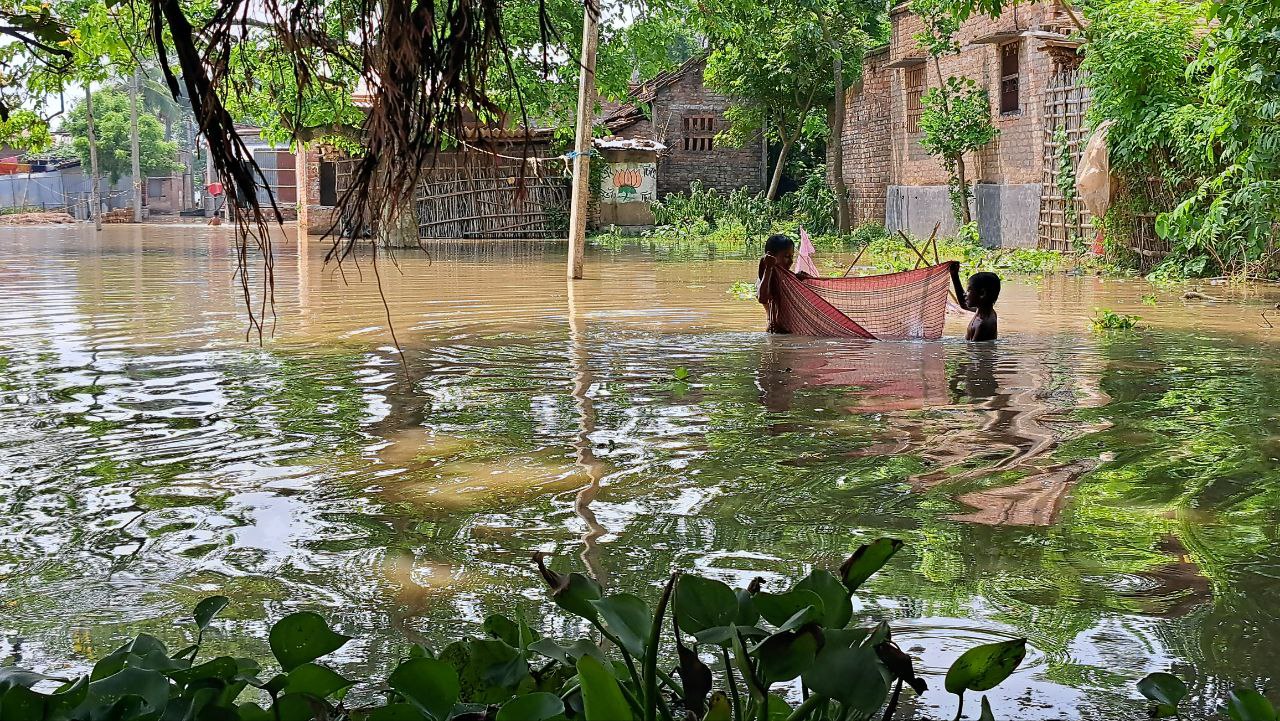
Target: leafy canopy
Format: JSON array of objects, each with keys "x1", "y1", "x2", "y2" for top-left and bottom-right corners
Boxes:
[{"x1": 65, "y1": 87, "x2": 182, "y2": 183}]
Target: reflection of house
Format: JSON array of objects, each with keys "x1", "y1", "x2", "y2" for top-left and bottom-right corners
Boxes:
[
  {"x1": 604, "y1": 56, "x2": 767, "y2": 198},
  {"x1": 835, "y1": 1, "x2": 1088, "y2": 248}
]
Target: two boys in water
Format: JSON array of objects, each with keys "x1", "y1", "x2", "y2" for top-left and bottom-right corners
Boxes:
[{"x1": 758, "y1": 233, "x2": 1000, "y2": 341}]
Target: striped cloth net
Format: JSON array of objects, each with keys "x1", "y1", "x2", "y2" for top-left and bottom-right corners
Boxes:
[{"x1": 759, "y1": 262, "x2": 954, "y2": 340}]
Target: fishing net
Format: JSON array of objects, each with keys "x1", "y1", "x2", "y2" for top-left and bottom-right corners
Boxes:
[{"x1": 759, "y1": 263, "x2": 954, "y2": 340}]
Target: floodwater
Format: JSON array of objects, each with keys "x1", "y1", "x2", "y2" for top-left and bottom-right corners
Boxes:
[{"x1": 2, "y1": 225, "x2": 1280, "y2": 718}]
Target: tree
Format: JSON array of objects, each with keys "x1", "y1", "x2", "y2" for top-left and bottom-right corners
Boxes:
[
  {"x1": 701, "y1": 0, "x2": 876, "y2": 202},
  {"x1": 918, "y1": 77, "x2": 997, "y2": 225},
  {"x1": 65, "y1": 87, "x2": 182, "y2": 183},
  {"x1": 910, "y1": 0, "x2": 996, "y2": 225}
]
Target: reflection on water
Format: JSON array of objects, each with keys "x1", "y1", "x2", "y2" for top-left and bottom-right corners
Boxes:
[{"x1": 2, "y1": 226, "x2": 1280, "y2": 717}]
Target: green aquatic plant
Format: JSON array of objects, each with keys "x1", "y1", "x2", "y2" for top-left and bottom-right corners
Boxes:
[
  {"x1": 1091, "y1": 308, "x2": 1142, "y2": 331},
  {"x1": 0, "y1": 539, "x2": 1034, "y2": 721},
  {"x1": 1138, "y1": 671, "x2": 1280, "y2": 721},
  {"x1": 728, "y1": 281, "x2": 757, "y2": 301}
]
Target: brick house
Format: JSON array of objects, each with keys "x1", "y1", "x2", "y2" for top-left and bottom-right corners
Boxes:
[
  {"x1": 836, "y1": 0, "x2": 1085, "y2": 247},
  {"x1": 604, "y1": 56, "x2": 768, "y2": 198}
]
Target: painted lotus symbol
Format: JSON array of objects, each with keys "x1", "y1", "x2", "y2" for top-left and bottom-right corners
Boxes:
[{"x1": 613, "y1": 168, "x2": 644, "y2": 202}]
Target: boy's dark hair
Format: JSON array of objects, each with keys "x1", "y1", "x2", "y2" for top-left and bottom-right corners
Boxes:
[
  {"x1": 764, "y1": 234, "x2": 795, "y2": 255},
  {"x1": 968, "y1": 271, "x2": 1001, "y2": 306}
]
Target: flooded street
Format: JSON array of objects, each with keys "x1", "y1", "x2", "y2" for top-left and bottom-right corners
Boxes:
[{"x1": 2, "y1": 225, "x2": 1280, "y2": 718}]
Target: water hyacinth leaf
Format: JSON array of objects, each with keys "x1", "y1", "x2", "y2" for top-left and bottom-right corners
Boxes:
[
  {"x1": 495, "y1": 692, "x2": 566, "y2": 721},
  {"x1": 45, "y1": 677, "x2": 88, "y2": 718},
  {"x1": 763, "y1": 693, "x2": 794, "y2": 721},
  {"x1": 703, "y1": 691, "x2": 732, "y2": 721},
  {"x1": 1227, "y1": 688, "x2": 1278, "y2": 721},
  {"x1": 752, "y1": 624, "x2": 823, "y2": 682},
  {"x1": 1137, "y1": 672, "x2": 1188, "y2": 709},
  {"x1": 794, "y1": 570, "x2": 853, "y2": 628},
  {"x1": 590, "y1": 593, "x2": 652, "y2": 657},
  {"x1": 866, "y1": 621, "x2": 892, "y2": 648},
  {"x1": 483, "y1": 615, "x2": 521, "y2": 647},
  {"x1": 274, "y1": 693, "x2": 321, "y2": 721},
  {"x1": 528, "y1": 638, "x2": 607, "y2": 666},
  {"x1": 576, "y1": 655, "x2": 633, "y2": 721},
  {"x1": 268, "y1": 612, "x2": 351, "y2": 671},
  {"x1": 169, "y1": 656, "x2": 238, "y2": 685},
  {"x1": 193, "y1": 596, "x2": 230, "y2": 632},
  {"x1": 839, "y1": 539, "x2": 904, "y2": 593},
  {"x1": 753, "y1": 589, "x2": 825, "y2": 628},
  {"x1": 824, "y1": 627, "x2": 871, "y2": 649},
  {"x1": 80, "y1": 667, "x2": 171, "y2": 719},
  {"x1": 283, "y1": 662, "x2": 354, "y2": 700},
  {"x1": 388, "y1": 658, "x2": 460, "y2": 721},
  {"x1": 979, "y1": 695, "x2": 996, "y2": 721},
  {"x1": 366, "y1": 703, "x2": 428, "y2": 720},
  {"x1": 1, "y1": 685, "x2": 48, "y2": 721},
  {"x1": 692, "y1": 624, "x2": 766, "y2": 646},
  {"x1": 533, "y1": 554, "x2": 603, "y2": 622},
  {"x1": 0, "y1": 668, "x2": 62, "y2": 692},
  {"x1": 675, "y1": 575, "x2": 738, "y2": 635},
  {"x1": 237, "y1": 702, "x2": 274, "y2": 721},
  {"x1": 802, "y1": 644, "x2": 888, "y2": 715},
  {"x1": 439, "y1": 638, "x2": 531, "y2": 704},
  {"x1": 944, "y1": 638, "x2": 1027, "y2": 695}
]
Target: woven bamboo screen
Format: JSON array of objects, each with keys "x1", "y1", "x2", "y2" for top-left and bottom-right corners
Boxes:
[{"x1": 1037, "y1": 68, "x2": 1092, "y2": 251}]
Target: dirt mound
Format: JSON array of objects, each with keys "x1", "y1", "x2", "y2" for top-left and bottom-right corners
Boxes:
[{"x1": 0, "y1": 211, "x2": 78, "y2": 225}]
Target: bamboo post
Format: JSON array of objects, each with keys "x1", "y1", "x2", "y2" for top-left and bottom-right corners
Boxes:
[
  {"x1": 130, "y1": 67, "x2": 143, "y2": 223},
  {"x1": 86, "y1": 84, "x2": 102, "y2": 231},
  {"x1": 566, "y1": 0, "x2": 600, "y2": 280}
]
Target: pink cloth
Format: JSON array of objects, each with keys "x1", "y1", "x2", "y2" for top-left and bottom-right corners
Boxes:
[{"x1": 795, "y1": 227, "x2": 820, "y2": 277}]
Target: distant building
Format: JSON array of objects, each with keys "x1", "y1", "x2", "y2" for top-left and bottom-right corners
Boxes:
[
  {"x1": 835, "y1": 0, "x2": 1088, "y2": 248},
  {"x1": 604, "y1": 56, "x2": 768, "y2": 198}
]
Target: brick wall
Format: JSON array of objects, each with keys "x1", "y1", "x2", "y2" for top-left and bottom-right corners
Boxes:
[
  {"x1": 836, "y1": 48, "x2": 893, "y2": 226},
  {"x1": 647, "y1": 61, "x2": 766, "y2": 197},
  {"x1": 296, "y1": 147, "x2": 339, "y2": 236},
  {"x1": 842, "y1": 0, "x2": 1074, "y2": 211}
]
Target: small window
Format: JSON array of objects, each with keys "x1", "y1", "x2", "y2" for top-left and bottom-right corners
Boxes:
[
  {"x1": 319, "y1": 161, "x2": 338, "y2": 206},
  {"x1": 1000, "y1": 42, "x2": 1020, "y2": 114},
  {"x1": 905, "y1": 66, "x2": 925, "y2": 134},
  {"x1": 682, "y1": 115, "x2": 716, "y2": 152}
]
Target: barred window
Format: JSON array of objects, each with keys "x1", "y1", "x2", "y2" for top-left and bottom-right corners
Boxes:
[
  {"x1": 1000, "y1": 41, "x2": 1021, "y2": 114},
  {"x1": 905, "y1": 66, "x2": 925, "y2": 134},
  {"x1": 682, "y1": 115, "x2": 716, "y2": 152}
]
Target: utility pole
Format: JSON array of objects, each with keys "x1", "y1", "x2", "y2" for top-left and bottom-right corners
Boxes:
[
  {"x1": 130, "y1": 67, "x2": 143, "y2": 223},
  {"x1": 566, "y1": 0, "x2": 600, "y2": 280},
  {"x1": 86, "y1": 84, "x2": 102, "y2": 231}
]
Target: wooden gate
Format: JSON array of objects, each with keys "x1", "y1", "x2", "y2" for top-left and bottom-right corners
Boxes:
[
  {"x1": 1037, "y1": 68, "x2": 1092, "y2": 251},
  {"x1": 415, "y1": 154, "x2": 569, "y2": 240}
]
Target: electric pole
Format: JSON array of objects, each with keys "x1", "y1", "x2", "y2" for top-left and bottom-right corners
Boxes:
[
  {"x1": 566, "y1": 0, "x2": 600, "y2": 280},
  {"x1": 130, "y1": 67, "x2": 143, "y2": 223}
]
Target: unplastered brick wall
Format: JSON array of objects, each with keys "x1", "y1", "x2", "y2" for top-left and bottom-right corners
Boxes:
[
  {"x1": 842, "y1": 0, "x2": 1072, "y2": 204},
  {"x1": 647, "y1": 61, "x2": 766, "y2": 198},
  {"x1": 832, "y1": 48, "x2": 893, "y2": 226}
]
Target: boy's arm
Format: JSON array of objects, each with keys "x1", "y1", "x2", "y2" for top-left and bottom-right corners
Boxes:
[{"x1": 948, "y1": 261, "x2": 973, "y2": 311}]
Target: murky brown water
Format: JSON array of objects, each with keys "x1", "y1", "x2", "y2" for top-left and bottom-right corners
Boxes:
[{"x1": 3, "y1": 225, "x2": 1280, "y2": 718}]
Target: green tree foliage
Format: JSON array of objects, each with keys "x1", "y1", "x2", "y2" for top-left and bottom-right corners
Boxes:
[
  {"x1": 918, "y1": 78, "x2": 998, "y2": 224},
  {"x1": 701, "y1": 0, "x2": 878, "y2": 200},
  {"x1": 910, "y1": 0, "x2": 996, "y2": 225},
  {"x1": 1080, "y1": 0, "x2": 1196, "y2": 175},
  {"x1": 64, "y1": 87, "x2": 181, "y2": 182},
  {"x1": 1157, "y1": 0, "x2": 1280, "y2": 277},
  {"x1": 1082, "y1": 0, "x2": 1280, "y2": 277}
]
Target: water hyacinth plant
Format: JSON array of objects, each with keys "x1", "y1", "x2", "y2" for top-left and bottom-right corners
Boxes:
[{"x1": 0, "y1": 539, "x2": 1035, "y2": 721}]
